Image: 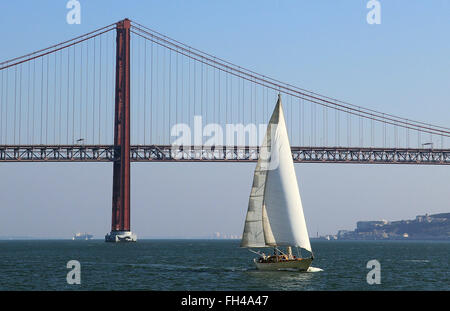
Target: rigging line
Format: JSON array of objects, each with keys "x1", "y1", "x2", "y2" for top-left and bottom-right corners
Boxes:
[
  {"x1": 0, "y1": 28, "x2": 115, "y2": 72},
  {"x1": 130, "y1": 22, "x2": 450, "y2": 133},
  {"x1": 131, "y1": 28, "x2": 450, "y2": 135}
]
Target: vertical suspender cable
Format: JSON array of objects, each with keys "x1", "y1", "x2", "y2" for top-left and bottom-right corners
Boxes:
[
  {"x1": 85, "y1": 40, "x2": 89, "y2": 144},
  {"x1": 79, "y1": 41, "x2": 83, "y2": 143},
  {"x1": 98, "y1": 35, "x2": 102, "y2": 144},
  {"x1": 3, "y1": 66, "x2": 6, "y2": 143},
  {"x1": 0, "y1": 67, "x2": 3, "y2": 144},
  {"x1": 144, "y1": 39, "x2": 147, "y2": 144},
  {"x1": 19, "y1": 63, "x2": 23, "y2": 144},
  {"x1": 59, "y1": 50, "x2": 62, "y2": 144},
  {"x1": 54, "y1": 51, "x2": 57, "y2": 143},
  {"x1": 150, "y1": 40, "x2": 153, "y2": 143},
  {"x1": 93, "y1": 37, "x2": 96, "y2": 144},
  {"x1": 66, "y1": 48, "x2": 70, "y2": 144},
  {"x1": 46, "y1": 54, "x2": 49, "y2": 144},
  {"x1": 41, "y1": 57, "x2": 44, "y2": 144},
  {"x1": 14, "y1": 66, "x2": 17, "y2": 144},
  {"x1": 168, "y1": 49, "x2": 171, "y2": 144}
]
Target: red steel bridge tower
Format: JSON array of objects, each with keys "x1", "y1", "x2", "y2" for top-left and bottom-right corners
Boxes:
[{"x1": 105, "y1": 19, "x2": 136, "y2": 242}]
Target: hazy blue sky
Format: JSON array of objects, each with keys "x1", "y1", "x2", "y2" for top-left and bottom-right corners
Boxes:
[{"x1": 0, "y1": 1, "x2": 449, "y2": 238}]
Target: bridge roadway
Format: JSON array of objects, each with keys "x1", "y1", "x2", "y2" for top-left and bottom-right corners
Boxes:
[{"x1": 1, "y1": 145, "x2": 450, "y2": 165}]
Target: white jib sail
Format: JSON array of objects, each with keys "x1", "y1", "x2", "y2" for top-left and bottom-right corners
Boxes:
[{"x1": 241, "y1": 94, "x2": 312, "y2": 253}]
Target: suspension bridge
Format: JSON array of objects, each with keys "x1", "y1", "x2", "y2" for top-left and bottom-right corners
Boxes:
[{"x1": 1, "y1": 19, "x2": 449, "y2": 241}]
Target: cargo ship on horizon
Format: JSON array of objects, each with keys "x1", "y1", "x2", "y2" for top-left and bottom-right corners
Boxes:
[{"x1": 72, "y1": 232, "x2": 93, "y2": 240}]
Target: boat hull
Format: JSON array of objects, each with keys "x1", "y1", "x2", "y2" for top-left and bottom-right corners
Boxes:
[{"x1": 254, "y1": 258, "x2": 312, "y2": 271}]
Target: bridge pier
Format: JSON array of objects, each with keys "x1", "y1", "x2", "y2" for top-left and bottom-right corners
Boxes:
[{"x1": 105, "y1": 19, "x2": 136, "y2": 243}]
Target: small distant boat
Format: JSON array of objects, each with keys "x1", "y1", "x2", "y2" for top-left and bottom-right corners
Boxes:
[
  {"x1": 72, "y1": 232, "x2": 93, "y2": 240},
  {"x1": 241, "y1": 94, "x2": 314, "y2": 271}
]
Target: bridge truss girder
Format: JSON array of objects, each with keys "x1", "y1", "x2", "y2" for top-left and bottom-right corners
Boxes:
[{"x1": 1, "y1": 145, "x2": 450, "y2": 165}]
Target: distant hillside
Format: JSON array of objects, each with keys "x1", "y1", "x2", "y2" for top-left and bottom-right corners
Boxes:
[{"x1": 336, "y1": 213, "x2": 450, "y2": 240}]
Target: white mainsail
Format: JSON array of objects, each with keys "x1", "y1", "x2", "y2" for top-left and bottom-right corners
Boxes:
[{"x1": 241, "y1": 94, "x2": 312, "y2": 252}]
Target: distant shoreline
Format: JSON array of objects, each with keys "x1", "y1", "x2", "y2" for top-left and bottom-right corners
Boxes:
[{"x1": 1, "y1": 237, "x2": 449, "y2": 242}]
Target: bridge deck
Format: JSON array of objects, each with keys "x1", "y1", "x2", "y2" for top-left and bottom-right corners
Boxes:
[{"x1": 1, "y1": 145, "x2": 449, "y2": 165}]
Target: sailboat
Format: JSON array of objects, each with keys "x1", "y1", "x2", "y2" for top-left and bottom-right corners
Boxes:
[{"x1": 241, "y1": 94, "x2": 314, "y2": 271}]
